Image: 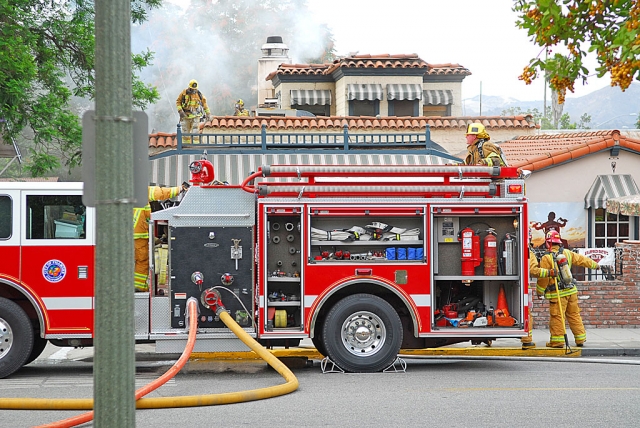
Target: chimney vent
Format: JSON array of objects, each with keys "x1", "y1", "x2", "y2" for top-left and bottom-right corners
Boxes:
[{"x1": 266, "y1": 36, "x2": 283, "y2": 44}]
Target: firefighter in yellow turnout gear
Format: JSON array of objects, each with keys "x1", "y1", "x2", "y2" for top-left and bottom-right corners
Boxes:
[
  {"x1": 536, "y1": 230, "x2": 600, "y2": 348},
  {"x1": 462, "y1": 123, "x2": 507, "y2": 166},
  {"x1": 521, "y1": 229, "x2": 557, "y2": 349},
  {"x1": 176, "y1": 79, "x2": 211, "y2": 143},
  {"x1": 134, "y1": 185, "x2": 184, "y2": 292}
]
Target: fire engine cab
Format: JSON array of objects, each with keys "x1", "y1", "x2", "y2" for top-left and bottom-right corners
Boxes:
[{"x1": 0, "y1": 164, "x2": 530, "y2": 377}]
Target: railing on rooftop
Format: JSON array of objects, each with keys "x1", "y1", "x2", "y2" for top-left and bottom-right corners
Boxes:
[{"x1": 173, "y1": 123, "x2": 461, "y2": 161}]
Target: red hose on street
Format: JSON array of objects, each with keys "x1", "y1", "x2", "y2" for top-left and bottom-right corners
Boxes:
[{"x1": 37, "y1": 298, "x2": 199, "y2": 428}]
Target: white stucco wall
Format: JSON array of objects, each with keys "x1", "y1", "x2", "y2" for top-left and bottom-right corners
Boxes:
[{"x1": 524, "y1": 150, "x2": 640, "y2": 204}]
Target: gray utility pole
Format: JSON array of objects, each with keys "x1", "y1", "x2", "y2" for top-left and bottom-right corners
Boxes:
[{"x1": 94, "y1": 0, "x2": 136, "y2": 426}]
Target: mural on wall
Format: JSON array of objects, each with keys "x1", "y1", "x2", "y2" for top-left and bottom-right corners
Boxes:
[{"x1": 529, "y1": 202, "x2": 586, "y2": 249}]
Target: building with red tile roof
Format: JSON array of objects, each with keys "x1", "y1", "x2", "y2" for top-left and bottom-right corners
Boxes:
[
  {"x1": 497, "y1": 130, "x2": 640, "y2": 247},
  {"x1": 262, "y1": 54, "x2": 471, "y2": 118}
]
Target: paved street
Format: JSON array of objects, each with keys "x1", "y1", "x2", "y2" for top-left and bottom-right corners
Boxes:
[{"x1": 1, "y1": 334, "x2": 640, "y2": 427}]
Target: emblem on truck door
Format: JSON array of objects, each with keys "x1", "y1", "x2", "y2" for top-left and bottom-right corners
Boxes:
[{"x1": 42, "y1": 259, "x2": 67, "y2": 283}]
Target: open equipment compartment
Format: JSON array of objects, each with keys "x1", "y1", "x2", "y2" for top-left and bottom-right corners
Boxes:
[{"x1": 431, "y1": 206, "x2": 524, "y2": 331}]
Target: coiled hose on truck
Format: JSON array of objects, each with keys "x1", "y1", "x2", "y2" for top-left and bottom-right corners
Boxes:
[{"x1": 0, "y1": 297, "x2": 299, "y2": 427}]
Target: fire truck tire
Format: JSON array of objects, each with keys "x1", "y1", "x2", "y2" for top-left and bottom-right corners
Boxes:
[
  {"x1": 0, "y1": 298, "x2": 34, "y2": 379},
  {"x1": 311, "y1": 333, "x2": 327, "y2": 357},
  {"x1": 321, "y1": 293, "x2": 402, "y2": 373},
  {"x1": 24, "y1": 334, "x2": 49, "y2": 366}
]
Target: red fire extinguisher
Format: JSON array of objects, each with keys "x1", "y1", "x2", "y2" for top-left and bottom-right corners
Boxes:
[
  {"x1": 484, "y1": 228, "x2": 498, "y2": 276},
  {"x1": 458, "y1": 227, "x2": 482, "y2": 277}
]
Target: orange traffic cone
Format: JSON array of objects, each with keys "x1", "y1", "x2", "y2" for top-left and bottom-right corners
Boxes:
[{"x1": 497, "y1": 284, "x2": 509, "y2": 317}]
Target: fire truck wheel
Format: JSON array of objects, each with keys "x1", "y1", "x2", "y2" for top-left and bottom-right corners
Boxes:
[
  {"x1": 24, "y1": 334, "x2": 49, "y2": 366},
  {"x1": 0, "y1": 298, "x2": 34, "y2": 379},
  {"x1": 322, "y1": 293, "x2": 402, "y2": 373},
  {"x1": 311, "y1": 333, "x2": 327, "y2": 357}
]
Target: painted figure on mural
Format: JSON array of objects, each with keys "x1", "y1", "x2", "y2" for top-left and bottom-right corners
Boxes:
[{"x1": 533, "y1": 211, "x2": 569, "y2": 248}]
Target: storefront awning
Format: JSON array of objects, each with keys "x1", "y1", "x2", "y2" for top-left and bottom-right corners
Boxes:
[
  {"x1": 423, "y1": 89, "x2": 453, "y2": 105},
  {"x1": 347, "y1": 84, "x2": 383, "y2": 101},
  {"x1": 606, "y1": 194, "x2": 640, "y2": 216},
  {"x1": 584, "y1": 174, "x2": 640, "y2": 209},
  {"x1": 387, "y1": 84, "x2": 423, "y2": 101},
  {"x1": 290, "y1": 89, "x2": 332, "y2": 106}
]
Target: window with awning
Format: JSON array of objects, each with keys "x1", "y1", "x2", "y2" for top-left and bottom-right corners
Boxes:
[
  {"x1": 290, "y1": 89, "x2": 332, "y2": 106},
  {"x1": 387, "y1": 84, "x2": 423, "y2": 101},
  {"x1": 347, "y1": 84, "x2": 383, "y2": 101},
  {"x1": 423, "y1": 89, "x2": 453, "y2": 105},
  {"x1": 584, "y1": 174, "x2": 640, "y2": 209}
]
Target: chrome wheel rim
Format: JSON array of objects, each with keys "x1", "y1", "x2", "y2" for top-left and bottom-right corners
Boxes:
[
  {"x1": 0, "y1": 317, "x2": 14, "y2": 360},
  {"x1": 340, "y1": 311, "x2": 386, "y2": 357}
]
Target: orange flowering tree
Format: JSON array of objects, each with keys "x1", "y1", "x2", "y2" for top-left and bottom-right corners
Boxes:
[{"x1": 514, "y1": 0, "x2": 640, "y2": 103}]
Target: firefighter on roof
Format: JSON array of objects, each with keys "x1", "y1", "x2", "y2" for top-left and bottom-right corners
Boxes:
[
  {"x1": 521, "y1": 228, "x2": 557, "y2": 349},
  {"x1": 462, "y1": 122, "x2": 507, "y2": 166},
  {"x1": 234, "y1": 99, "x2": 249, "y2": 116},
  {"x1": 176, "y1": 80, "x2": 211, "y2": 143},
  {"x1": 134, "y1": 185, "x2": 186, "y2": 292},
  {"x1": 536, "y1": 229, "x2": 602, "y2": 348}
]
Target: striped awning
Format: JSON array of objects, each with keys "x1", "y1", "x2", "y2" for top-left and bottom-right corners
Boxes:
[
  {"x1": 347, "y1": 84, "x2": 383, "y2": 101},
  {"x1": 290, "y1": 89, "x2": 332, "y2": 106},
  {"x1": 423, "y1": 89, "x2": 453, "y2": 105},
  {"x1": 387, "y1": 84, "x2": 423, "y2": 101},
  {"x1": 584, "y1": 174, "x2": 640, "y2": 209}
]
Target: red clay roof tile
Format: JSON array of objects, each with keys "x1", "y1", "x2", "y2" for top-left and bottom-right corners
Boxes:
[
  {"x1": 149, "y1": 115, "x2": 538, "y2": 150},
  {"x1": 499, "y1": 130, "x2": 640, "y2": 172}
]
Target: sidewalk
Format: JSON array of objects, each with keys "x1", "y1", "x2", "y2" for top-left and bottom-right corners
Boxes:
[{"x1": 439, "y1": 328, "x2": 640, "y2": 357}]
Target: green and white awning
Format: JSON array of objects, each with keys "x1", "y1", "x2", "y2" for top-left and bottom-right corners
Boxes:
[
  {"x1": 584, "y1": 174, "x2": 640, "y2": 209},
  {"x1": 423, "y1": 89, "x2": 453, "y2": 105},
  {"x1": 387, "y1": 84, "x2": 423, "y2": 101},
  {"x1": 290, "y1": 89, "x2": 332, "y2": 106},
  {"x1": 347, "y1": 84, "x2": 383, "y2": 101}
]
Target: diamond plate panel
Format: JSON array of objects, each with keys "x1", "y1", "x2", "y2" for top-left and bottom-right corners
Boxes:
[
  {"x1": 135, "y1": 293, "x2": 149, "y2": 336},
  {"x1": 152, "y1": 187, "x2": 255, "y2": 227},
  {"x1": 155, "y1": 338, "x2": 252, "y2": 353}
]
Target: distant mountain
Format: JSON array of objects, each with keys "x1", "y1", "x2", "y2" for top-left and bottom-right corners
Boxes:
[{"x1": 462, "y1": 82, "x2": 640, "y2": 129}]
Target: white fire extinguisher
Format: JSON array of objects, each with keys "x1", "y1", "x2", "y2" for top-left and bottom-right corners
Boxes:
[{"x1": 501, "y1": 233, "x2": 518, "y2": 275}]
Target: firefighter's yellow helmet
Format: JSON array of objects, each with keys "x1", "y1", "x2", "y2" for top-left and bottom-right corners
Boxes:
[
  {"x1": 189, "y1": 79, "x2": 198, "y2": 89},
  {"x1": 465, "y1": 122, "x2": 486, "y2": 135},
  {"x1": 237, "y1": 99, "x2": 244, "y2": 106}
]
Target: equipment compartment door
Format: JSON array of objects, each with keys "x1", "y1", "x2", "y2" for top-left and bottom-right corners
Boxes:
[{"x1": 170, "y1": 226, "x2": 254, "y2": 329}]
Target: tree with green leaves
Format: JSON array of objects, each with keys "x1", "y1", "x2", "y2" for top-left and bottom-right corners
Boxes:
[
  {"x1": 514, "y1": 0, "x2": 640, "y2": 104},
  {"x1": 0, "y1": 0, "x2": 161, "y2": 177}
]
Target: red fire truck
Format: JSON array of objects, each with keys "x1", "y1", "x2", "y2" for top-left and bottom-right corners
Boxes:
[{"x1": 0, "y1": 163, "x2": 530, "y2": 377}]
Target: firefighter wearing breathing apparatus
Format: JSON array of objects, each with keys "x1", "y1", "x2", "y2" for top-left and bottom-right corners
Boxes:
[
  {"x1": 521, "y1": 229, "x2": 557, "y2": 349},
  {"x1": 462, "y1": 123, "x2": 508, "y2": 166},
  {"x1": 176, "y1": 79, "x2": 211, "y2": 143},
  {"x1": 134, "y1": 185, "x2": 187, "y2": 292},
  {"x1": 536, "y1": 230, "x2": 601, "y2": 348}
]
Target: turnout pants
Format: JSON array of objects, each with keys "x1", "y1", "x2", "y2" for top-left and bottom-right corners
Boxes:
[
  {"x1": 548, "y1": 293, "x2": 586, "y2": 346},
  {"x1": 134, "y1": 238, "x2": 149, "y2": 292}
]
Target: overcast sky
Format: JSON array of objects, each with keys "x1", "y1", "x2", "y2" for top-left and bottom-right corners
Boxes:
[{"x1": 306, "y1": 0, "x2": 610, "y2": 102}]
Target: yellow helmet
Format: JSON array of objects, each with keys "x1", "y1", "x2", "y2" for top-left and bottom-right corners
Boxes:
[
  {"x1": 465, "y1": 122, "x2": 486, "y2": 135},
  {"x1": 188, "y1": 79, "x2": 198, "y2": 89},
  {"x1": 237, "y1": 99, "x2": 244, "y2": 106}
]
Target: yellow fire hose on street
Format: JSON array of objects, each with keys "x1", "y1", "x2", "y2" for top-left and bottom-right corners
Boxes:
[{"x1": 0, "y1": 297, "x2": 299, "y2": 426}]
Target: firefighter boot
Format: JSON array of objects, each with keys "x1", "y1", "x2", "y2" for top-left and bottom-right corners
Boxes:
[
  {"x1": 521, "y1": 341, "x2": 536, "y2": 350},
  {"x1": 546, "y1": 342, "x2": 564, "y2": 348}
]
